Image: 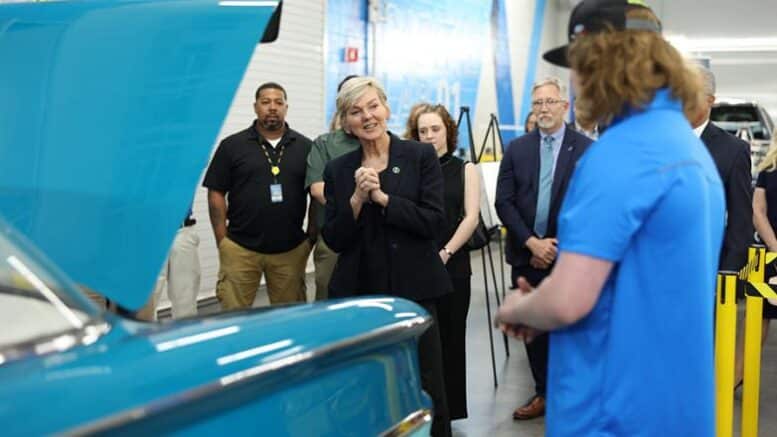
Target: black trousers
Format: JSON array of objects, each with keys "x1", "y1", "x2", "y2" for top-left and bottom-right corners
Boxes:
[
  {"x1": 511, "y1": 265, "x2": 550, "y2": 397},
  {"x1": 417, "y1": 298, "x2": 452, "y2": 437},
  {"x1": 436, "y1": 276, "x2": 472, "y2": 420}
]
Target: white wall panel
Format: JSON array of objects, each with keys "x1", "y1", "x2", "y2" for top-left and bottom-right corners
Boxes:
[{"x1": 159, "y1": 0, "x2": 326, "y2": 308}]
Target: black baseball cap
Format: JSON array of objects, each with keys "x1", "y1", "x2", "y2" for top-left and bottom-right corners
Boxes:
[{"x1": 543, "y1": 0, "x2": 662, "y2": 68}]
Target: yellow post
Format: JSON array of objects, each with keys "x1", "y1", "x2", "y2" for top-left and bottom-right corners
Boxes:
[
  {"x1": 742, "y1": 245, "x2": 765, "y2": 437},
  {"x1": 715, "y1": 272, "x2": 737, "y2": 437}
]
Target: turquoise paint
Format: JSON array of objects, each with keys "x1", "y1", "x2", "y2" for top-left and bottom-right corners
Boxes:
[
  {"x1": 1, "y1": 297, "x2": 430, "y2": 435},
  {"x1": 0, "y1": 221, "x2": 431, "y2": 434},
  {"x1": 519, "y1": 0, "x2": 548, "y2": 126},
  {"x1": 0, "y1": 0, "x2": 275, "y2": 310},
  {"x1": 0, "y1": 2, "x2": 432, "y2": 434}
]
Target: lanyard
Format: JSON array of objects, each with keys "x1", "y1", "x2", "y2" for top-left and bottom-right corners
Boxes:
[{"x1": 259, "y1": 139, "x2": 285, "y2": 180}]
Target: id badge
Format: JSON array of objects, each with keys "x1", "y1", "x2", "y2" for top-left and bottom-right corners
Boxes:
[
  {"x1": 269, "y1": 183, "x2": 283, "y2": 203},
  {"x1": 270, "y1": 184, "x2": 283, "y2": 203}
]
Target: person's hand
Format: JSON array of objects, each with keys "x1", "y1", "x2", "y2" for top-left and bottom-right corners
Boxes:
[
  {"x1": 527, "y1": 237, "x2": 557, "y2": 265},
  {"x1": 495, "y1": 277, "x2": 544, "y2": 343},
  {"x1": 369, "y1": 187, "x2": 389, "y2": 206},
  {"x1": 530, "y1": 255, "x2": 551, "y2": 270},
  {"x1": 353, "y1": 167, "x2": 379, "y2": 202},
  {"x1": 439, "y1": 249, "x2": 450, "y2": 264}
]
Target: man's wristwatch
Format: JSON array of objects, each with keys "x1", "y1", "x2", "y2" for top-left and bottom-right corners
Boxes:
[{"x1": 443, "y1": 247, "x2": 454, "y2": 257}]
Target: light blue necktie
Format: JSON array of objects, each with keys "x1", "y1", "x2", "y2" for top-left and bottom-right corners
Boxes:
[{"x1": 534, "y1": 135, "x2": 554, "y2": 237}]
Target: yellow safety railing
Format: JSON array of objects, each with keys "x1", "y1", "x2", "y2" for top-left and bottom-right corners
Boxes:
[
  {"x1": 716, "y1": 244, "x2": 777, "y2": 437},
  {"x1": 715, "y1": 270, "x2": 737, "y2": 437}
]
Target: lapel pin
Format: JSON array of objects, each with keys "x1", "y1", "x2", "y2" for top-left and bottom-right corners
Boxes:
[
  {"x1": 568, "y1": 146, "x2": 573, "y2": 151},
  {"x1": 392, "y1": 166, "x2": 400, "y2": 174}
]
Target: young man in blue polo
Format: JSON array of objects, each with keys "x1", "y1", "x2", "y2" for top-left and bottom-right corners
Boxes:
[{"x1": 495, "y1": 1, "x2": 724, "y2": 435}]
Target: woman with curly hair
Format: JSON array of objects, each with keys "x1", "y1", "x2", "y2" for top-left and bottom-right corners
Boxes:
[{"x1": 406, "y1": 103, "x2": 480, "y2": 421}]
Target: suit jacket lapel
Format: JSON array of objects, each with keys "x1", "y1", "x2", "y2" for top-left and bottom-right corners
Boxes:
[
  {"x1": 528, "y1": 131, "x2": 540, "y2": 193},
  {"x1": 382, "y1": 134, "x2": 405, "y2": 195},
  {"x1": 550, "y1": 127, "x2": 576, "y2": 205}
]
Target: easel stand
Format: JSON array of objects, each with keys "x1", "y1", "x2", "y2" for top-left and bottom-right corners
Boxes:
[{"x1": 457, "y1": 106, "x2": 509, "y2": 388}]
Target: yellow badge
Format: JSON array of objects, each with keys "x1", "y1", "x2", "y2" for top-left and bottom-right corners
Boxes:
[{"x1": 271, "y1": 166, "x2": 280, "y2": 176}]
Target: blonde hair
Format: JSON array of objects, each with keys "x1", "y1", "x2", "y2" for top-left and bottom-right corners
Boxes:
[
  {"x1": 757, "y1": 135, "x2": 777, "y2": 172},
  {"x1": 336, "y1": 76, "x2": 390, "y2": 132},
  {"x1": 329, "y1": 109, "x2": 343, "y2": 132},
  {"x1": 568, "y1": 7, "x2": 702, "y2": 127}
]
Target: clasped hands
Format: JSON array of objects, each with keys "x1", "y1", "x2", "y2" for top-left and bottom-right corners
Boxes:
[
  {"x1": 352, "y1": 167, "x2": 388, "y2": 206},
  {"x1": 527, "y1": 237, "x2": 558, "y2": 269},
  {"x1": 495, "y1": 277, "x2": 545, "y2": 343}
]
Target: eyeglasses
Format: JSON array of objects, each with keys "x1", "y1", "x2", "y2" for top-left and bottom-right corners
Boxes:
[{"x1": 531, "y1": 99, "x2": 564, "y2": 109}]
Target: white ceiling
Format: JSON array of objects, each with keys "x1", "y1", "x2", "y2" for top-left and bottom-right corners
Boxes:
[
  {"x1": 557, "y1": 0, "x2": 777, "y2": 120},
  {"x1": 654, "y1": 0, "x2": 777, "y2": 119},
  {"x1": 648, "y1": 0, "x2": 777, "y2": 119}
]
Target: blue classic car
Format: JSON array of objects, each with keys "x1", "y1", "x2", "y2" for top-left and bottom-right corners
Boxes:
[{"x1": 0, "y1": 1, "x2": 432, "y2": 435}]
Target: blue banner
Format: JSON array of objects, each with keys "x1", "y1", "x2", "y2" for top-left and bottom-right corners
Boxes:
[{"x1": 374, "y1": 0, "x2": 490, "y2": 151}]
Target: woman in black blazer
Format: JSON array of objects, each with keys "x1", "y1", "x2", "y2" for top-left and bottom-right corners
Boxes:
[{"x1": 321, "y1": 77, "x2": 452, "y2": 437}]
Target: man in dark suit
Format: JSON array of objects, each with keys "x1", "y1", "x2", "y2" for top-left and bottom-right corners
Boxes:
[
  {"x1": 495, "y1": 77, "x2": 592, "y2": 420},
  {"x1": 692, "y1": 66, "x2": 752, "y2": 272},
  {"x1": 691, "y1": 66, "x2": 753, "y2": 388}
]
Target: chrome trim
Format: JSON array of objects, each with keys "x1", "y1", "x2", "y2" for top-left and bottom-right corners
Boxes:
[
  {"x1": 379, "y1": 409, "x2": 433, "y2": 437},
  {"x1": 66, "y1": 315, "x2": 432, "y2": 435},
  {"x1": 0, "y1": 320, "x2": 110, "y2": 366}
]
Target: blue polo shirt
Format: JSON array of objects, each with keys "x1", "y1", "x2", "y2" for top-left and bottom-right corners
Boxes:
[{"x1": 549, "y1": 89, "x2": 724, "y2": 436}]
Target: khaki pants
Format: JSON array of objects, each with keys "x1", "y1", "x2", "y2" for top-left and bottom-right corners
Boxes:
[
  {"x1": 313, "y1": 238, "x2": 338, "y2": 301},
  {"x1": 216, "y1": 237, "x2": 311, "y2": 310},
  {"x1": 152, "y1": 226, "x2": 201, "y2": 319}
]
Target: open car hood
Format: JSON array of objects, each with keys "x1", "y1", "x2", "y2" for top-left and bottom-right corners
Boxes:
[{"x1": 0, "y1": 0, "x2": 280, "y2": 310}]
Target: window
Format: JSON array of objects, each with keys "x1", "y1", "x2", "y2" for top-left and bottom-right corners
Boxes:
[
  {"x1": 711, "y1": 104, "x2": 772, "y2": 140},
  {"x1": 0, "y1": 232, "x2": 95, "y2": 349}
]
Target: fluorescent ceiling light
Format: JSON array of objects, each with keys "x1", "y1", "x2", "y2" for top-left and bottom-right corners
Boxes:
[
  {"x1": 666, "y1": 35, "x2": 777, "y2": 53},
  {"x1": 219, "y1": 1, "x2": 279, "y2": 7}
]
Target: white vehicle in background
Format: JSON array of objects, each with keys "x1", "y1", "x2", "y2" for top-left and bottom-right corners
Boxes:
[{"x1": 710, "y1": 99, "x2": 775, "y2": 181}]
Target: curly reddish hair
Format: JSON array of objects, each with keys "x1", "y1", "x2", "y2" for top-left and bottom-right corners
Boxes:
[
  {"x1": 404, "y1": 103, "x2": 459, "y2": 153},
  {"x1": 568, "y1": 6, "x2": 702, "y2": 128}
]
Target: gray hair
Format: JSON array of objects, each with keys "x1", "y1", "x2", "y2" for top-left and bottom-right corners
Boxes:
[
  {"x1": 531, "y1": 77, "x2": 568, "y2": 99},
  {"x1": 336, "y1": 76, "x2": 390, "y2": 130},
  {"x1": 697, "y1": 65, "x2": 716, "y2": 97}
]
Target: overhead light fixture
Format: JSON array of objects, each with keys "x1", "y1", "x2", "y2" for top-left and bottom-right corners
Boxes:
[{"x1": 666, "y1": 35, "x2": 777, "y2": 53}]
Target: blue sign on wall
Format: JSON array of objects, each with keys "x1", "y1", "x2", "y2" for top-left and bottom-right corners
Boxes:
[
  {"x1": 324, "y1": 0, "x2": 490, "y2": 150},
  {"x1": 324, "y1": 0, "x2": 368, "y2": 133},
  {"x1": 373, "y1": 0, "x2": 490, "y2": 151}
]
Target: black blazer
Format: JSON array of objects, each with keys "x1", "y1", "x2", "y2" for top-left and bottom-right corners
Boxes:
[
  {"x1": 495, "y1": 126, "x2": 592, "y2": 267},
  {"x1": 322, "y1": 134, "x2": 453, "y2": 301},
  {"x1": 701, "y1": 121, "x2": 753, "y2": 271}
]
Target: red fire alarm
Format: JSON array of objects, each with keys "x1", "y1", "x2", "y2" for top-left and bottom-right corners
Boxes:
[{"x1": 345, "y1": 47, "x2": 359, "y2": 63}]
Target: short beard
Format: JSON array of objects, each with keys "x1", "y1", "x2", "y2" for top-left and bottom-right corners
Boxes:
[
  {"x1": 537, "y1": 117, "x2": 556, "y2": 130},
  {"x1": 259, "y1": 118, "x2": 284, "y2": 132}
]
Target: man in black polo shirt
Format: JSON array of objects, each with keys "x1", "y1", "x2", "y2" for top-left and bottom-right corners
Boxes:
[{"x1": 204, "y1": 82, "x2": 313, "y2": 310}]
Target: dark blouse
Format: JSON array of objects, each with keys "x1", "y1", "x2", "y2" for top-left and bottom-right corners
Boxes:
[
  {"x1": 757, "y1": 170, "x2": 777, "y2": 232},
  {"x1": 436, "y1": 154, "x2": 472, "y2": 278}
]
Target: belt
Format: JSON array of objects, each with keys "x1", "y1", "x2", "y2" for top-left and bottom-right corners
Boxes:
[{"x1": 182, "y1": 217, "x2": 196, "y2": 227}]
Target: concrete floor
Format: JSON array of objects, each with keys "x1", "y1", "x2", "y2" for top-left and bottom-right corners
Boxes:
[
  {"x1": 186, "y1": 246, "x2": 777, "y2": 436},
  {"x1": 458, "y1": 249, "x2": 777, "y2": 437}
]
